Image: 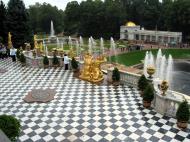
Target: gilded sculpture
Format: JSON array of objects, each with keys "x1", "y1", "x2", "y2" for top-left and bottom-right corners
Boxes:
[
  {"x1": 79, "y1": 53, "x2": 106, "y2": 83},
  {"x1": 8, "y1": 32, "x2": 12, "y2": 49}
]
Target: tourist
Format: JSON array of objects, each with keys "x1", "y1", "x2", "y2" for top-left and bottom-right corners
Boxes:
[
  {"x1": 64, "y1": 54, "x2": 69, "y2": 70},
  {"x1": 0, "y1": 43, "x2": 2, "y2": 59},
  {"x1": 0, "y1": 44, "x2": 6, "y2": 59},
  {"x1": 10, "y1": 46, "x2": 17, "y2": 62}
]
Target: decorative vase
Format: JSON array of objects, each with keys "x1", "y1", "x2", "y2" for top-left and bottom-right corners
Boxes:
[
  {"x1": 147, "y1": 66, "x2": 155, "y2": 79},
  {"x1": 160, "y1": 80, "x2": 169, "y2": 96}
]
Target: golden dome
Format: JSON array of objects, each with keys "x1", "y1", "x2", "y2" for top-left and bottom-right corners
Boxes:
[{"x1": 126, "y1": 21, "x2": 136, "y2": 27}]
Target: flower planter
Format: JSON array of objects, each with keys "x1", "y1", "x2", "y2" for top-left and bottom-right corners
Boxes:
[
  {"x1": 143, "y1": 100, "x2": 151, "y2": 108},
  {"x1": 73, "y1": 69, "x2": 80, "y2": 77},
  {"x1": 139, "y1": 90, "x2": 144, "y2": 97},
  {"x1": 21, "y1": 63, "x2": 26, "y2": 67},
  {"x1": 44, "y1": 65, "x2": 49, "y2": 69},
  {"x1": 177, "y1": 121, "x2": 188, "y2": 129},
  {"x1": 112, "y1": 81, "x2": 120, "y2": 86},
  {"x1": 53, "y1": 64, "x2": 59, "y2": 68}
]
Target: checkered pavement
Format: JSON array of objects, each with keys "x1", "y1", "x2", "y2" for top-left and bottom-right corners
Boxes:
[{"x1": 0, "y1": 58, "x2": 190, "y2": 142}]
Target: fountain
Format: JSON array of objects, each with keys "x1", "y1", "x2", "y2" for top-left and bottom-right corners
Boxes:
[
  {"x1": 50, "y1": 20, "x2": 55, "y2": 38},
  {"x1": 56, "y1": 37, "x2": 60, "y2": 49},
  {"x1": 155, "y1": 49, "x2": 162, "y2": 78},
  {"x1": 68, "y1": 36, "x2": 73, "y2": 49},
  {"x1": 76, "y1": 40, "x2": 79, "y2": 57},
  {"x1": 110, "y1": 37, "x2": 118, "y2": 63},
  {"x1": 79, "y1": 36, "x2": 84, "y2": 48},
  {"x1": 61, "y1": 42, "x2": 64, "y2": 50},
  {"x1": 88, "y1": 38, "x2": 93, "y2": 54},
  {"x1": 166, "y1": 55, "x2": 173, "y2": 88},
  {"x1": 100, "y1": 37, "x2": 104, "y2": 55},
  {"x1": 143, "y1": 49, "x2": 174, "y2": 91}
]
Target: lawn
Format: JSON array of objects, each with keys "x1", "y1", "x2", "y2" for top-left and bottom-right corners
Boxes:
[
  {"x1": 111, "y1": 49, "x2": 190, "y2": 66},
  {"x1": 47, "y1": 44, "x2": 70, "y2": 51}
]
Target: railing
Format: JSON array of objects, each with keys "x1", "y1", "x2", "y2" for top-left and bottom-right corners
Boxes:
[
  {"x1": 107, "y1": 68, "x2": 141, "y2": 88},
  {"x1": 107, "y1": 67, "x2": 190, "y2": 118}
]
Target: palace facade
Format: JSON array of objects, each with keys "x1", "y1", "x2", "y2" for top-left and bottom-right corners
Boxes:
[{"x1": 120, "y1": 22, "x2": 182, "y2": 44}]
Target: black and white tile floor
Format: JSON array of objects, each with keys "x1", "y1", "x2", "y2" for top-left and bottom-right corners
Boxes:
[{"x1": 0, "y1": 58, "x2": 190, "y2": 142}]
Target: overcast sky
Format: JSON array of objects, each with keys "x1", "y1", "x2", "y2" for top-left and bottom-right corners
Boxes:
[{"x1": 2, "y1": 0, "x2": 85, "y2": 10}]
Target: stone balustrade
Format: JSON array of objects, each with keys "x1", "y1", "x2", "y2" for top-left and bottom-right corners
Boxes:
[
  {"x1": 107, "y1": 68, "x2": 141, "y2": 87},
  {"x1": 107, "y1": 67, "x2": 190, "y2": 118},
  {"x1": 23, "y1": 51, "x2": 71, "y2": 68}
]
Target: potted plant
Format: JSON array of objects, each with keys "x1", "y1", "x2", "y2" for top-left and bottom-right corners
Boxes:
[
  {"x1": 20, "y1": 53, "x2": 26, "y2": 66},
  {"x1": 16, "y1": 49, "x2": 21, "y2": 60},
  {"x1": 0, "y1": 115, "x2": 21, "y2": 141},
  {"x1": 52, "y1": 54, "x2": 59, "y2": 67},
  {"x1": 71, "y1": 57, "x2": 79, "y2": 74},
  {"x1": 112, "y1": 67, "x2": 120, "y2": 85},
  {"x1": 143, "y1": 84, "x2": 154, "y2": 108},
  {"x1": 138, "y1": 75, "x2": 148, "y2": 96},
  {"x1": 176, "y1": 100, "x2": 190, "y2": 129},
  {"x1": 43, "y1": 56, "x2": 49, "y2": 68}
]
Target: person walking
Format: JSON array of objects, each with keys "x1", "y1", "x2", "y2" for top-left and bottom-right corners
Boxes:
[
  {"x1": 64, "y1": 54, "x2": 69, "y2": 70},
  {"x1": 10, "y1": 46, "x2": 17, "y2": 62}
]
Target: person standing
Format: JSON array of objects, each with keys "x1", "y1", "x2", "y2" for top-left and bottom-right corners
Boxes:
[
  {"x1": 10, "y1": 46, "x2": 17, "y2": 62},
  {"x1": 64, "y1": 54, "x2": 69, "y2": 70}
]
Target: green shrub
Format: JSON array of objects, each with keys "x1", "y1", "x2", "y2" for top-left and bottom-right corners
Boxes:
[
  {"x1": 52, "y1": 55, "x2": 59, "y2": 65},
  {"x1": 143, "y1": 84, "x2": 154, "y2": 102},
  {"x1": 19, "y1": 53, "x2": 26, "y2": 64},
  {"x1": 16, "y1": 49, "x2": 21, "y2": 60},
  {"x1": 176, "y1": 100, "x2": 190, "y2": 122},
  {"x1": 138, "y1": 75, "x2": 148, "y2": 91},
  {"x1": 43, "y1": 56, "x2": 49, "y2": 66},
  {"x1": 0, "y1": 115, "x2": 21, "y2": 141},
  {"x1": 112, "y1": 67, "x2": 120, "y2": 82},
  {"x1": 71, "y1": 57, "x2": 78, "y2": 70}
]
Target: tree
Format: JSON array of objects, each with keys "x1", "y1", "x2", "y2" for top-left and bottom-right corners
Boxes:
[
  {"x1": 0, "y1": 0, "x2": 7, "y2": 43},
  {"x1": 7, "y1": 0, "x2": 31, "y2": 48},
  {"x1": 64, "y1": 1, "x2": 80, "y2": 35},
  {"x1": 28, "y1": 2, "x2": 65, "y2": 35}
]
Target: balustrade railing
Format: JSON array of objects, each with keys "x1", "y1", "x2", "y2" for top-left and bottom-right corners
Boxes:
[{"x1": 107, "y1": 67, "x2": 190, "y2": 119}]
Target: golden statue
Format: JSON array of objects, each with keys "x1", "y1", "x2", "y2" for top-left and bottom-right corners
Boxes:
[
  {"x1": 34, "y1": 35, "x2": 38, "y2": 49},
  {"x1": 79, "y1": 53, "x2": 93, "y2": 80},
  {"x1": 79, "y1": 53, "x2": 106, "y2": 83},
  {"x1": 68, "y1": 48, "x2": 75, "y2": 58},
  {"x1": 39, "y1": 42, "x2": 43, "y2": 52},
  {"x1": 90, "y1": 56, "x2": 106, "y2": 82},
  {"x1": 8, "y1": 32, "x2": 13, "y2": 49}
]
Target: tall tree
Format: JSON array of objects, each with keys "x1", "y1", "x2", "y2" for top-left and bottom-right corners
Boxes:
[
  {"x1": 28, "y1": 2, "x2": 65, "y2": 35},
  {"x1": 7, "y1": 0, "x2": 31, "y2": 48},
  {"x1": 0, "y1": 0, "x2": 7, "y2": 43},
  {"x1": 64, "y1": 1, "x2": 80, "y2": 35}
]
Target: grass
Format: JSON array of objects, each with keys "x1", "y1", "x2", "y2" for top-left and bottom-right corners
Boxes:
[
  {"x1": 47, "y1": 44, "x2": 70, "y2": 51},
  {"x1": 111, "y1": 49, "x2": 190, "y2": 66}
]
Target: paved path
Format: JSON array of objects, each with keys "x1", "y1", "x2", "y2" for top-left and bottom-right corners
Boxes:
[{"x1": 0, "y1": 58, "x2": 189, "y2": 142}]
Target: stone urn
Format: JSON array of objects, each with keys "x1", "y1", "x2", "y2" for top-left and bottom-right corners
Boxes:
[
  {"x1": 160, "y1": 80, "x2": 169, "y2": 96},
  {"x1": 147, "y1": 66, "x2": 155, "y2": 79}
]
